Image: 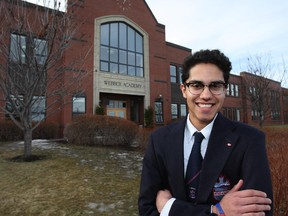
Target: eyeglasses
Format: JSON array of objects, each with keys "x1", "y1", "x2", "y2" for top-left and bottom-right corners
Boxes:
[{"x1": 184, "y1": 81, "x2": 227, "y2": 95}]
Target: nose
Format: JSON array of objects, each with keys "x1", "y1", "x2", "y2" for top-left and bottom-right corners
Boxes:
[{"x1": 200, "y1": 85, "x2": 213, "y2": 99}]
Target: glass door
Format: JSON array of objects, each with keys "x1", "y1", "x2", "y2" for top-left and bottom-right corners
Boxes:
[{"x1": 106, "y1": 100, "x2": 127, "y2": 119}]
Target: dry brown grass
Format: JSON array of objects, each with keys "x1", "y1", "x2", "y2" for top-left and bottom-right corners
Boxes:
[
  {"x1": 1, "y1": 124, "x2": 287, "y2": 216},
  {"x1": 264, "y1": 126, "x2": 288, "y2": 216},
  {"x1": 0, "y1": 143, "x2": 141, "y2": 216}
]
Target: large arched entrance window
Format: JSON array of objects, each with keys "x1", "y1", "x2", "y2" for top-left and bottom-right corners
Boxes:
[{"x1": 100, "y1": 22, "x2": 144, "y2": 77}]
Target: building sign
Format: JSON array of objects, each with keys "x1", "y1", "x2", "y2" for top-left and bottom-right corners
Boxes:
[{"x1": 103, "y1": 80, "x2": 143, "y2": 89}]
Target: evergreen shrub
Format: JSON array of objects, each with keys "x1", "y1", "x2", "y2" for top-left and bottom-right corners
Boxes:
[{"x1": 144, "y1": 106, "x2": 153, "y2": 128}]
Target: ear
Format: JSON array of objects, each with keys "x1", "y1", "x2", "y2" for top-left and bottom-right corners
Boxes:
[{"x1": 180, "y1": 84, "x2": 187, "y2": 99}]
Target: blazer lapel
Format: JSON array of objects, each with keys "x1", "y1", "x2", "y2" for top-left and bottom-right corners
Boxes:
[
  {"x1": 198, "y1": 114, "x2": 239, "y2": 202},
  {"x1": 165, "y1": 118, "x2": 187, "y2": 200}
]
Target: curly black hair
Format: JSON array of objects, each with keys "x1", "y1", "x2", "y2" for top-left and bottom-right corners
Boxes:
[{"x1": 181, "y1": 49, "x2": 232, "y2": 84}]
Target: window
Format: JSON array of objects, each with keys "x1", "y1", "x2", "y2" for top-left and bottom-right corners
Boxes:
[
  {"x1": 170, "y1": 65, "x2": 182, "y2": 83},
  {"x1": 10, "y1": 33, "x2": 48, "y2": 65},
  {"x1": 251, "y1": 109, "x2": 258, "y2": 121},
  {"x1": 270, "y1": 90, "x2": 281, "y2": 120},
  {"x1": 34, "y1": 38, "x2": 48, "y2": 65},
  {"x1": 107, "y1": 100, "x2": 126, "y2": 108},
  {"x1": 227, "y1": 83, "x2": 239, "y2": 97},
  {"x1": 73, "y1": 96, "x2": 86, "y2": 115},
  {"x1": 236, "y1": 109, "x2": 240, "y2": 121},
  {"x1": 222, "y1": 107, "x2": 241, "y2": 121},
  {"x1": 178, "y1": 66, "x2": 183, "y2": 84},
  {"x1": 180, "y1": 104, "x2": 187, "y2": 117},
  {"x1": 271, "y1": 111, "x2": 281, "y2": 120},
  {"x1": 10, "y1": 34, "x2": 26, "y2": 63},
  {"x1": 5, "y1": 95, "x2": 23, "y2": 120},
  {"x1": 235, "y1": 84, "x2": 239, "y2": 97},
  {"x1": 226, "y1": 84, "x2": 230, "y2": 96},
  {"x1": 230, "y1": 84, "x2": 234, "y2": 96},
  {"x1": 9, "y1": 33, "x2": 48, "y2": 91},
  {"x1": 251, "y1": 109, "x2": 263, "y2": 121},
  {"x1": 250, "y1": 86, "x2": 257, "y2": 96},
  {"x1": 100, "y1": 22, "x2": 144, "y2": 77},
  {"x1": 171, "y1": 104, "x2": 178, "y2": 119},
  {"x1": 32, "y1": 96, "x2": 46, "y2": 121},
  {"x1": 5, "y1": 95, "x2": 46, "y2": 121},
  {"x1": 155, "y1": 101, "x2": 163, "y2": 123},
  {"x1": 171, "y1": 103, "x2": 186, "y2": 119},
  {"x1": 170, "y1": 65, "x2": 177, "y2": 83}
]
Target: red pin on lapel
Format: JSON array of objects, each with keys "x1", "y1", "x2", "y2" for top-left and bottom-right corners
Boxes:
[{"x1": 227, "y1": 143, "x2": 232, "y2": 147}]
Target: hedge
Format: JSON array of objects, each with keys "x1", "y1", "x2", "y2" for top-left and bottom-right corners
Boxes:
[{"x1": 64, "y1": 115, "x2": 140, "y2": 147}]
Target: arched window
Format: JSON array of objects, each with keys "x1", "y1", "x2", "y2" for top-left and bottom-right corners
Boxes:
[{"x1": 100, "y1": 22, "x2": 144, "y2": 77}]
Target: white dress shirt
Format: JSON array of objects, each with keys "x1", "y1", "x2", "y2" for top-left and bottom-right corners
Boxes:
[{"x1": 160, "y1": 114, "x2": 217, "y2": 215}]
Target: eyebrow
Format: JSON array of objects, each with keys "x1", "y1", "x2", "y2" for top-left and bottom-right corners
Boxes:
[{"x1": 186, "y1": 80, "x2": 225, "y2": 84}]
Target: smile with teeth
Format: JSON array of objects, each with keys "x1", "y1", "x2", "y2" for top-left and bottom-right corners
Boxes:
[{"x1": 198, "y1": 103, "x2": 213, "y2": 108}]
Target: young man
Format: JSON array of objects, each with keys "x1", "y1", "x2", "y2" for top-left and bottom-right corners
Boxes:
[{"x1": 138, "y1": 49, "x2": 273, "y2": 215}]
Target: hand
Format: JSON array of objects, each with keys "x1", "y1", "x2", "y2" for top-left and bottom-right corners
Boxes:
[
  {"x1": 156, "y1": 189, "x2": 172, "y2": 213},
  {"x1": 215, "y1": 179, "x2": 272, "y2": 215}
]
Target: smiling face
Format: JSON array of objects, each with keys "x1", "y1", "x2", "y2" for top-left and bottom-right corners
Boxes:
[{"x1": 180, "y1": 63, "x2": 226, "y2": 130}]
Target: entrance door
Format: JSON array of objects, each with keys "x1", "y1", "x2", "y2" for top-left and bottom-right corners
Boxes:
[{"x1": 106, "y1": 100, "x2": 127, "y2": 119}]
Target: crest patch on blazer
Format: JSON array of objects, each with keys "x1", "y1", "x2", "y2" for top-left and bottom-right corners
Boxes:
[{"x1": 213, "y1": 175, "x2": 231, "y2": 201}]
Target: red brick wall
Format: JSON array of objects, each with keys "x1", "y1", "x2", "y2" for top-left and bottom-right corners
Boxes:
[{"x1": 1, "y1": 0, "x2": 287, "y2": 135}]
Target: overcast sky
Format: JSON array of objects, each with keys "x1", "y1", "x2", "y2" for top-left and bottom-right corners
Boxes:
[
  {"x1": 145, "y1": 0, "x2": 288, "y2": 81},
  {"x1": 24, "y1": 0, "x2": 288, "y2": 84}
]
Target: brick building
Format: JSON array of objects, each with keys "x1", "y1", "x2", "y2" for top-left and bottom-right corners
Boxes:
[
  {"x1": 0, "y1": 0, "x2": 287, "y2": 136},
  {"x1": 222, "y1": 72, "x2": 287, "y2": 126}
]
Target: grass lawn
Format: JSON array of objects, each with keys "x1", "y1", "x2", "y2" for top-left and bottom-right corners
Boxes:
[
  {"x1": 1, "y1": 124, "x2": 287, "y2": 215},
  {"x1": 0, "y1": 141, "x2": 143, "y2": 216}
]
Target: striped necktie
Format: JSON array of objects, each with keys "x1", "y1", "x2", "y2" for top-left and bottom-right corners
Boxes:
[{"x1": 185, "y1": 131, "x2": 204, "y2": 202}]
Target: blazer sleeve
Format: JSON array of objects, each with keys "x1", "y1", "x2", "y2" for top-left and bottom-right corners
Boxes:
[
  {"x1": 138, "y1": 133, "x2": 166, "y2": 216},
  {"x1": 138, "y1": 132, "x2": 218, "y2": 216},
  {"x1": 169, "y1": 128, "x2": 273, "y2": 216},
  {"x1": 169, "y1": 200, "x2": 215, "y2": 215},
  {"x1": 240, "y1": 130, "x2": 273, "y2": 215}
]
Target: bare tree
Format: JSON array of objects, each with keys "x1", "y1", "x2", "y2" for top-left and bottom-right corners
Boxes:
[
  {"x1": 242, "y1": 53, "x2": 286, "y2": 127},
  {"x1": 0, "y1": 0, "x2": 90, "y2": 159}
]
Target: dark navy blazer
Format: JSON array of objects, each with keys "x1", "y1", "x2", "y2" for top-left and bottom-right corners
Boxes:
[{"x1": 138, "y1": 113, "x2": 273, "y2": 216}]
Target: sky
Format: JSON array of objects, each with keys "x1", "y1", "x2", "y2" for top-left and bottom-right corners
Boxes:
[
  {"x1": 145, "y1": 0, "x2": 288, "y2": 83},
  {"x1": 23, "y1": 0, "x2": 66, "y2": 11},
  {"x1": 23, "y1": 0, "x2": 288, "y2": 85}
]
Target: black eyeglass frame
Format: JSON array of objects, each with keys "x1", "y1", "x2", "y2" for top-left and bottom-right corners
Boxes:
[{"x1": 184, "y1": 81, "x2": 228, "y2": 95}]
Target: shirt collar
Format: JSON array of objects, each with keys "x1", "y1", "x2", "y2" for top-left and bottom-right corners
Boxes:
[{"x1": 186, "y1": 113, "x2": 218, "y2": 141}]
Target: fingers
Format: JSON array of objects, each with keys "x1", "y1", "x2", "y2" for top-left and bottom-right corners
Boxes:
[
  {"x1": 219, "y1": 180, "x2": 272, "y2": 215},
  {"x1": 229, "y1": 179, "x2": 269, "y2": 199},
  {"x1": 237, "y1": 189, "x2": 269, "y2": 199},
  {"x1": 241, "y1": 202, "x2": 271, "y2": 213},
  {"x1": 230, "y1": 179, "x2": 243, "y2": 192},
  {"x1": 236, "y1": 195, "x2": 272, "y2": 208}
]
